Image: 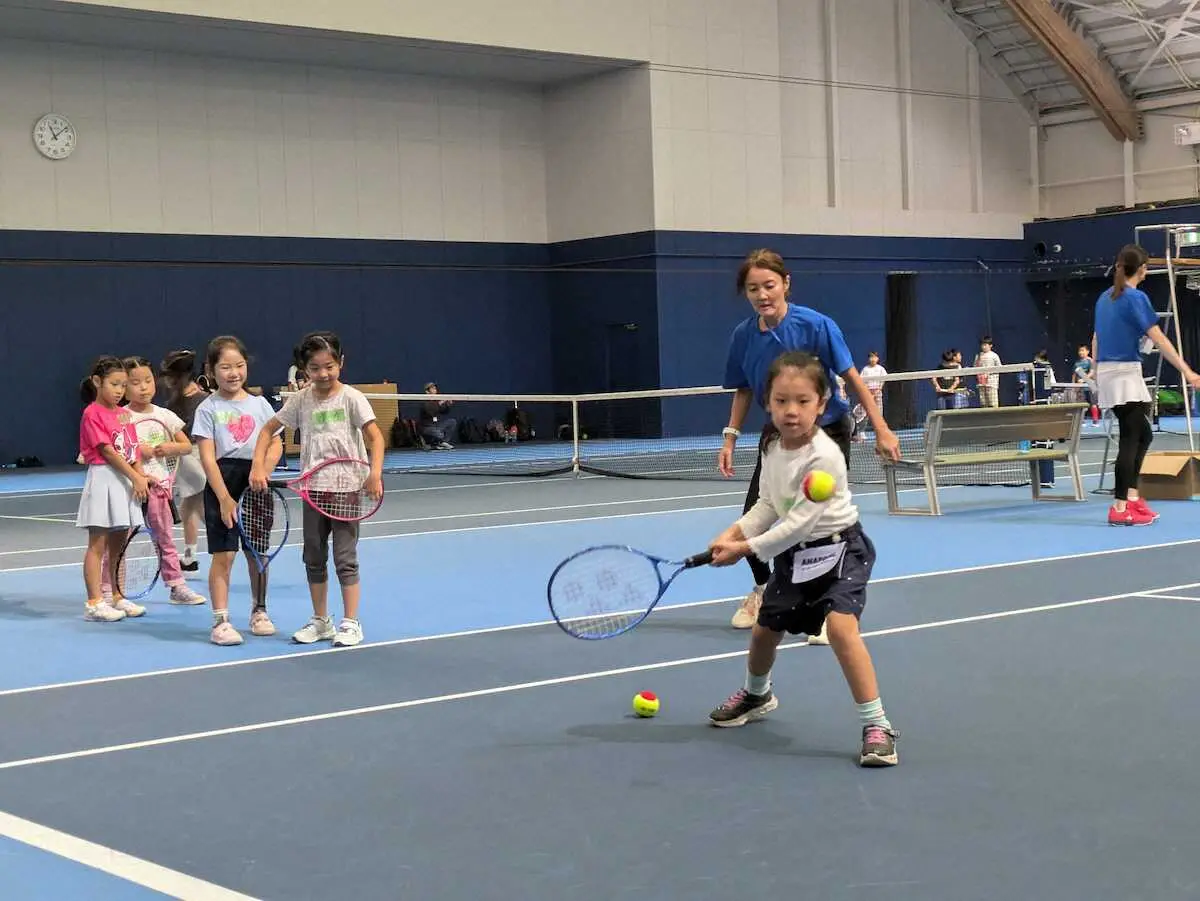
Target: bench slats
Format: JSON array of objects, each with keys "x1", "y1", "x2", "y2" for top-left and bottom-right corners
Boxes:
[{"x1": 883, "y1": 403, "x2": 1087, "y2": 515}]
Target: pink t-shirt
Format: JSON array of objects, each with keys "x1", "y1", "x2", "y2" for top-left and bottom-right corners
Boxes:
[{"x1": 79, "y1": 402, "x2": 139, "y2": 467}]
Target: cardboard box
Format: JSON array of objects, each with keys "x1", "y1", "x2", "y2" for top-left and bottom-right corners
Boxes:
[{"x1": 1138, "y1": 452, "x2": 1200, "y2": 500}]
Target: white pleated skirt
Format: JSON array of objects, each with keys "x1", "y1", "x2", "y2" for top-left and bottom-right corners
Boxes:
[
  {"x1": 75, "y1": 464, "x2": 144, "y2": 531},
  {"x1": 1096, "y1": 361, "x2": 1151, "y2": 410},
  {"x1": 173, "y1": 448, "x2": 207, "y2": 499}
]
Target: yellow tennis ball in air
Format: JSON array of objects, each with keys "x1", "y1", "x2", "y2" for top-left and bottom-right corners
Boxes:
[
  {"x1": 802, "y1": 470, "x2": 836, "y2": 502},
  {"x1": 632, "y1": 691, "x2": 660, "y2": 717}
]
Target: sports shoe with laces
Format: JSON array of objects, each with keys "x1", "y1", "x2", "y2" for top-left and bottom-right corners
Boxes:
[
  {"x1": 859, "y1": 724, "x2": 899, "y2": 767},
  {"x1": 731, "y1": 587, "x2": 762, "y2": 629},
  {"x1": 708, "y1": 688, "x2": 778, "y2": 727}
]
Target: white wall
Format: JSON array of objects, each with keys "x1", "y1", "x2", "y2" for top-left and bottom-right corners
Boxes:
[
  {"x1": 55, "y1": 0, "x2": 652, "y2": 62},
  {"x1": 650, "y1": 0, "x2": 784, "y2": 234},
  {"x1": 0, "y1": 38, "x2": 548, "y2": 242},
  {"x1": 648, "y1": 0, "x2": 1032, "y2": 238},
  {"x1": 544, "y1": 68, "x2": 654, "y2": 242},
  {"x1": 1039, "y1": 110, "x2": 1200, "y2": 219}
]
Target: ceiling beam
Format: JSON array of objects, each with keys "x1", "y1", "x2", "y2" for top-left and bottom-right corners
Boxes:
[
  {"x1": 935, "y1": 0, "x2": 1039, "y2": 121},
  {"x1": 1002, "y1": 0, "x2": 1142, "y2": 140},
  {"x1": 1040, "y1": 87, "x2": 1200, "y2": 126}
]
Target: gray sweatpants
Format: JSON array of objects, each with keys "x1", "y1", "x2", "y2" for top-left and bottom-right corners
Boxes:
[{"x1": 302, "y1": 503, "x2": 360, "y2": 586}]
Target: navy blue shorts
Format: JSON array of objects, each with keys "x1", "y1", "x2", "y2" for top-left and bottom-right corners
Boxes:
[
  {"x1": 203, "y1": 458, "x2": 251, "y2": 554},
  {"x1": 757, "y1": 524, "x2": 876, "y2": 635}
]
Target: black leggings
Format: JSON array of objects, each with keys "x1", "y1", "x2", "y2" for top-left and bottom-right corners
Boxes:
[
  {"x1": 742, "y1": 416, "x2": 853, "y2": 587},
  {"x1": 1112, "y1": 401, "x2": 1153, "y2": 501}
]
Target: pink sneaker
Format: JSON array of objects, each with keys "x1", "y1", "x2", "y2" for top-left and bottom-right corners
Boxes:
[
  {"x1": 1128, "y1": 497, "x2": 1159, "y2": 521},
  {"x1": 1108, "y1": 504, "x2": 1154, "y2": 526}
]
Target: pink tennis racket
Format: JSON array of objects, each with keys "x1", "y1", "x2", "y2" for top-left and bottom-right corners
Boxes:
[
  {"x1": 267, "y1": 457, "x2": 382, "y2": 522},
  {"x1": 133, "y1": 417, "x2": 180, "y2": 495}
]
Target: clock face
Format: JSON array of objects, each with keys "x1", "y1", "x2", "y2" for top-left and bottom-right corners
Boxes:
[{"x1": 33, "y1": 113, "x2": 76, "y2": 160}]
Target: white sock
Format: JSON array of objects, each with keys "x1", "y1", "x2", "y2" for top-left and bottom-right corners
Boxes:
[
  {"x1": 857, "y1": 698, "x2": 892, "y2": 731},
  {"x1": 745, "y1": 670, "x2": 771, "y2": 695},
  {"x1": 184, "y1": 544, "x2": 197, "y2": 561},
  {"x1": 212, "y1": 610, "x2": 229, "y2": 627}
]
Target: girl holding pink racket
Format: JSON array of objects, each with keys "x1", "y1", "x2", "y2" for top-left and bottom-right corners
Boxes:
[{"x1": 250, "y1": 331, "x2": 385, "y2": 648}]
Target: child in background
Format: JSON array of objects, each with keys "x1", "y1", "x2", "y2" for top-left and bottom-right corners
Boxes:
[
  {"x1": 974, "y1": 336, "x2": 1001, "y2": 408},
  {"x1": 251, "y1": 331, "x2": 385, "y2": 648},
  {"x1": 861, "y1": 351, "x2": 887, "y2": 418},
  {"x1": 100, "y1": 357, "x2": 205, "y2": 606},
  {"x1": 160, "y1": 350, "x2": 211, "y2": 572},
  {"x1": 707, "y1": 351, "x2": 898, "y2": 767},
  {"x1": 1072, "y1": 344, "x2": 1100, "y2": 425},
  {"x1": 1031, "y1": 349, "x2": 1058, "y2": 489},
  {"x1": 192, "y1": 336, "x2": 283, "y2": 646},
  {"x1": 76, "y1": 356, "x2": 152, "y2": 623}
]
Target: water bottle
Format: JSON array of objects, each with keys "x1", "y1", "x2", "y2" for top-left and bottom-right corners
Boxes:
[{"x1": 1019, "y1": 440, "x2": 1031, "y2": 453}]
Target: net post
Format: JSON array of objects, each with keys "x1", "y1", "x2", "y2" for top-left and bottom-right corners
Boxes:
[{"x1": 571, "y1": 398, "x2": 581, "y2": 476}]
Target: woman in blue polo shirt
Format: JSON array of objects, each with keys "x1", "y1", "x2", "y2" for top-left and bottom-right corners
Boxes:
[
  {"x1": 720, "y1": 248, "x2": 900, "y2": 632},
  {"x1": 1094, "y1": 244, "x2": 1200, "y2": 526}
]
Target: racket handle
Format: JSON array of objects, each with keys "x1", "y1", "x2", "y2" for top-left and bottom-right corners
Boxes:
[{"x1": 685, "y1": 550, "x2": 714, "y2": 568}]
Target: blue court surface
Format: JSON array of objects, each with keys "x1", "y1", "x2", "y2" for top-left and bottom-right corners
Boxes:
[{"x1": 2, "y1": 440, "x2": 1200, "y2": 900}]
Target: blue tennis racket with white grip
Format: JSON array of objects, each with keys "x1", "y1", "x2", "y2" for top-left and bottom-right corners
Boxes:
[
  {"x1": 547, "y1": 545, "x2": 715, "y2": 639},
  {"x1": 235, "y1": 487, "x2": 291, "y2": 615}
]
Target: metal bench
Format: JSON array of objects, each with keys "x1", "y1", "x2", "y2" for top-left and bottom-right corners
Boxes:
[{"x1": 882, "y1": 403, "x2": 1088, "y2": 515}]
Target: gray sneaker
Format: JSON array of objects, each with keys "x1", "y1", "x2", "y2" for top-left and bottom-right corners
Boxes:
[
  {"x1": 292, "y1": 616, "x2": 336, "y2": 644},
  {"x1": 859, "y1": 725, "x2": 899, "y2": 767},
  {"x1": 708, "y1": 688, "x2": 778, "y2": 727}
]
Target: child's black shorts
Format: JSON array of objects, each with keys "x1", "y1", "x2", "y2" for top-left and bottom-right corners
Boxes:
[
  {"x1": 757, "y1": 523, "x2": 876, "y2": 635},
  {"x1": 203, "y1": 458, "x2": 252, "y2": 554}
]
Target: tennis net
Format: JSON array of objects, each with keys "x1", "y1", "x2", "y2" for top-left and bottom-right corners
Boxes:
[{"x1": 336, "y1": 361, "x2": 1042, "y2": 486}]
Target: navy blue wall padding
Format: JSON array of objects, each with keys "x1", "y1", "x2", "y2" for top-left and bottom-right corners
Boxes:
[{"x1": 0, "y1": 228, "x2": 1046, "y2": 464}]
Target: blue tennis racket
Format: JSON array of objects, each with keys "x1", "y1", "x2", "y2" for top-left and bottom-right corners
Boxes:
[
  {"x1": 235, "y1": 487, "x2": 290, "y2": 615},
  {"x1": 547, "y1": 545, "x2": 714, "y2": 639}
]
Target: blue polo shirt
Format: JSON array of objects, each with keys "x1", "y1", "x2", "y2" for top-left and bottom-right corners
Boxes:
[
  {"x1": 722, "y1": 303, "x2": 854, "y2": 425},
  {"x1": 1094, "y1": 286, "x2": 1157, "y2": 362}
]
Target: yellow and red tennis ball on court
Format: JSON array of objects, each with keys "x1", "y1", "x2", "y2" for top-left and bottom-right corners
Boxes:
[
  {"x1": 632, "y1": 691, "x2": 660, "y2": 717},
  {"x1": 802, "y1": 469, "x2": 836, "y2": 502}
]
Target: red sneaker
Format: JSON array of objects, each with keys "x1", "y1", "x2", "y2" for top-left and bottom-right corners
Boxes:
[
  {"x1": 1108, "y1": 504, "x2": 1155, "y2": 526},
  {"x1": 1129, "y1": 497, "x2": 1160, "y2": 521}
]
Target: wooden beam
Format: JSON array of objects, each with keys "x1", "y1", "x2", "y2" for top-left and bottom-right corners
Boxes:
[{"x1": 1002, "y1": 0, "x2": 1141, "y2": 142}]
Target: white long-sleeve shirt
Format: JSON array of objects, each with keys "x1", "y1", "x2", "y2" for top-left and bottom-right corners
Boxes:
[{"x1": 735, "y1": 429, "x2": 860, "y2": 562}]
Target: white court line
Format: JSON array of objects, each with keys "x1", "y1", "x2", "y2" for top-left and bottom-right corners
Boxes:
[
  {"x1": 0, "y1": 473, "x2": 600, "y2": 503},
  {"x1": 0, "y1": 498, "x2": 748, "y2": 563},
  {"x1": 1134, "y1": 592, "x2": 1200, "y2": 602},
  {"x1": 1, "y1": 556, "x2": 1198, "y2": 701},
  {"x1": 0, "y1": 596, "x2": 742, "y2": 697},
  {"x1": 0, "y1": 584, "x2": 1170, "y2": 772},
  {"x1": 0, "y1": 514, "x2": 79, "y2": 525},
  {"x1": 0, "y1": 452, "x2": 1115, "y2": 504},
  {"x1": 0, "y1": 810, "x2": 255, "y2": 900},
  {"x1": 869, "y1": 538, "x2": 1200, "y2": 584},
  {"x1": 356, "y1": 490, "x2": 744, "y2": 528},
  {"x1": 0, "y1": 484, "x2": 997, "y2": 566},
  {"x1": 0, "y1": 487, "x2": 1192, "y2": 579},
  {"x1": 0, "y1": 488, "x2": 87, "y2": 500}
]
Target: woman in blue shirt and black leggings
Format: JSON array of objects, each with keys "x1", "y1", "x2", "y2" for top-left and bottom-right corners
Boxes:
[
  {"x1": 719, "y1": 249, "x2": 901, "y2": 634},
  {"x1": 1094, "y1": 244, "x2": 1200, "y2": 526}
]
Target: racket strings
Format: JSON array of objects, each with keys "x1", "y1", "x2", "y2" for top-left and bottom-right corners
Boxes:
[
  {"x1": 549, "y1": 549, "x2": 661, "y2": 639},
  {"x1": 302, "y1": 460, "x2": 376, "y2": 520},
  {"x1": 134, "y1": 419, "x2": 178, "y2": 484},
  {"x1": 240, "y1": 490, "x2": 286, "y2": 556},
  {"x1": 114, "y1": 528, "x2": 159, "y2": 599}
]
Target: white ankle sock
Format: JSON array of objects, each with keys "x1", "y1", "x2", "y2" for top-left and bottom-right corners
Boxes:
[
  {"x1": 857, "y1": 697, "x2": 892, "y2": 731},
  {"x1": 745, "y1": 670, "x2": 771, "y2": 695}
]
